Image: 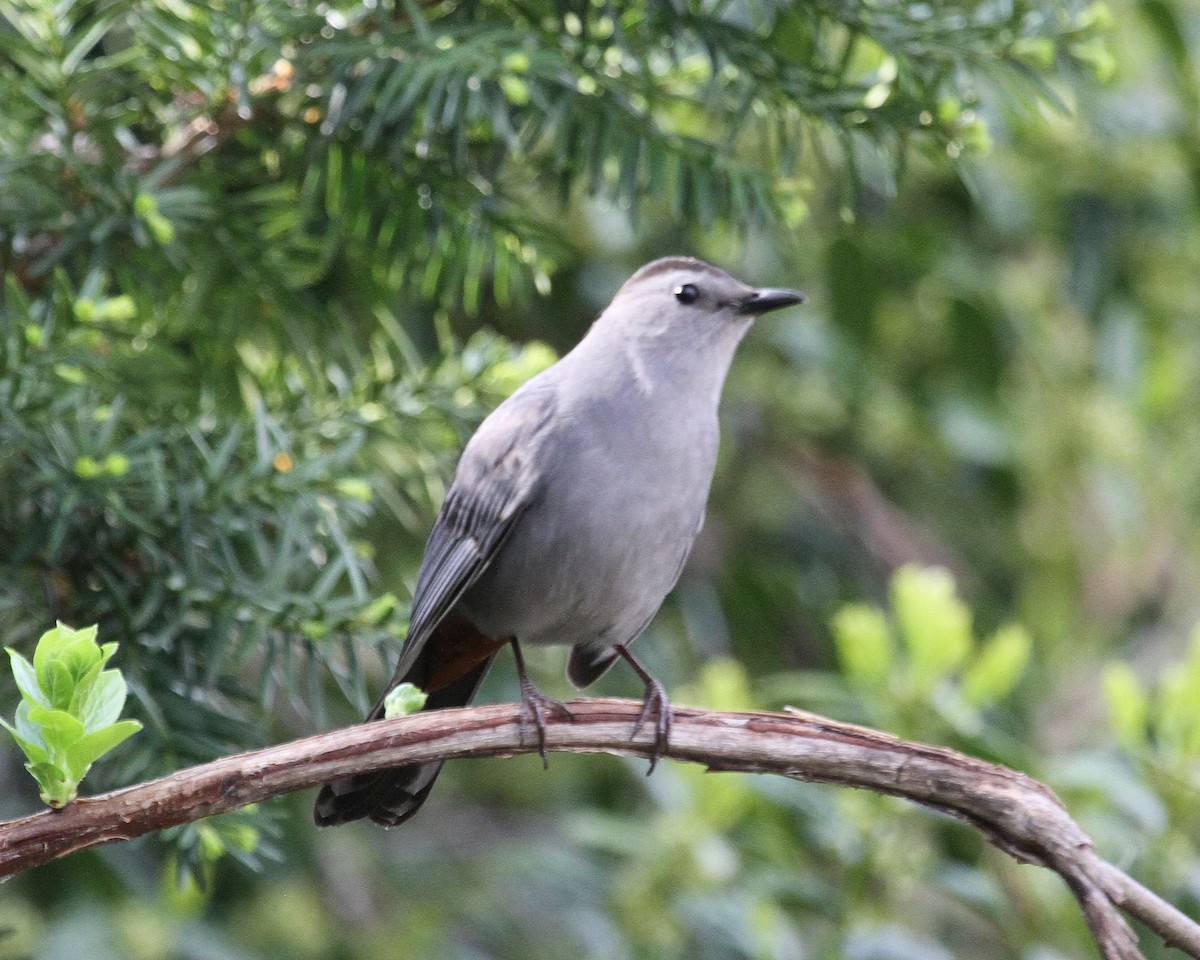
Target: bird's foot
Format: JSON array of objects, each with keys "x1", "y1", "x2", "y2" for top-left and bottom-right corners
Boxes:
[
  {"x1": 517, "y1": 675, "x2": 574, "y2": 769},
  {"x1": 613, "y1": 643, "x2": 672, "y2": 774},
  {"x1": 631, "y1": 676, "x2": 673, "y2": 774}
]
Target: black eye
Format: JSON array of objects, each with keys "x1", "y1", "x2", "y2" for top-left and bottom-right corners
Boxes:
[{"x1": 674, "y1": 283, "x2": 699, "y2": 305}]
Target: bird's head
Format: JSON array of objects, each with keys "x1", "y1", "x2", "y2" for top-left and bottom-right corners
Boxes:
[{"x1": 605, "y1": 257, "x2": 805, "y2": 342}]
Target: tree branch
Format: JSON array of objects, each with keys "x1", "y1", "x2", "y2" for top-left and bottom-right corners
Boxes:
[{"x1": 0, "y1": 699, "x2": 1195, "y2": 959}]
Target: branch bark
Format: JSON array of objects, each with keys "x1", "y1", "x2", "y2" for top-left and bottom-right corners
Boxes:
[{"x1": 0, "y1": 699, "x2": 1196, "y2": 959}]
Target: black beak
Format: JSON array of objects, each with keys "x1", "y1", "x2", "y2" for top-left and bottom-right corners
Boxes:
[{"x1": 737, "y1": 287, "x2": 807, "y2": 315}]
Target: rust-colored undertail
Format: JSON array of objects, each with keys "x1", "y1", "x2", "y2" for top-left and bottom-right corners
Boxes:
[{"x1": 313, "y1": 616, "x2": 508, "y2": 827}]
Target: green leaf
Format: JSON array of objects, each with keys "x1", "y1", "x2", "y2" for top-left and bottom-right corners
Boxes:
[
  {"x1": 1159, "y1": 684, "x2": 1200, "y2": 761},
  {"x1": 499, "y1": 74, "x2": 530, "y2": 106},
  {"x1": 26, "y1": 706, "x2": 85, "y2": 751},
  {"x1": 33, "y1": 623, "x2": 102, "y2": 710},
  {"x1": 355, "y1": 592, "x2": 399, "y2": 626},
  {"x1": 134, "y1": 193, "x2": 176, "y2": 244},
  {"x1": 66, "y1": 720, "x2": 143, "y2": 782},
  {"x1": 502, "y1": 52, "x2": 529, "y2": 73},
  {"x1": 11, "y1": 702, "x2": 48, "y2": 754},
  {"x1": 831, "y1": 603, "x2": 893, "y2": 686},
  {"x1": 1151, "y1": 625, "x2": 1200, "y2": 760},
  {"x1": 41, "y1": 660, "x2": 79, "y2": 711},
  {"x1": 6, "y1": 649, "x2": 48, "y2": 708},
  {"x1": 77, "y1": 668, "x2": 129, "y2": 732},
  {"x1": 1102, "y1": 662, "x2": 1147, "y2": 752},
  {"x1": 30, "y1": 626, "x2": 67, "y2": 691},
  {"x1": 0, "y1": 713, "x2": 48, "y2": 764},
  {"x1": 961, "y1": 624, "x2": 1031, "y2": 706},
  {"x1": 75, "y1": 455, "x2": 103, "y2": 478},
  {"x1": 383, "y1": 683, "x2": 428, "y2": 718},
  {"x1": 334, "y1": 478, "x2": 372, "y2": 502},
  {"x1": 891, "y1": 566, "x2": 973, "y2": 689},
  {"x1": 67, "y1": 648, "x2": 110, "y2": 715},
  {"x1": 224, "y1": 823, "x2": 261, "y2": 854}
]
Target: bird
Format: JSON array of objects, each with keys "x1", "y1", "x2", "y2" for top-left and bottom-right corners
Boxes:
[{"x1": 314, "y1": 256, "x2": 805, "y2": 827}]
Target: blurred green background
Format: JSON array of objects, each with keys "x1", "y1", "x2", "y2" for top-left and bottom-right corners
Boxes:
[{"x1": 3, "y1": 0, "x2": 1200, "y2": 957}]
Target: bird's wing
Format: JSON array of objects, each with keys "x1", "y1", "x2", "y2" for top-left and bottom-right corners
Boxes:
[{"x1": 385, "y1": 382, "x2": 558, "y2": 686}]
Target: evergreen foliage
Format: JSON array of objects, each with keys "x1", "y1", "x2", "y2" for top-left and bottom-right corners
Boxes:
[{"x1": 1, "y1": 0, "x2": 1102, "y2": 787}]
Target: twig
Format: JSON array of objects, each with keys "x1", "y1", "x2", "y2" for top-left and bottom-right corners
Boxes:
[{"x1": 0, "y1": 699, "x2": 1196, "y2": 959}]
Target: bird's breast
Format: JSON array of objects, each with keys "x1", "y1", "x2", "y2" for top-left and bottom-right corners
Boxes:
[{"x1": 455, "y1": 402, "x2": 719, "y2": 648}]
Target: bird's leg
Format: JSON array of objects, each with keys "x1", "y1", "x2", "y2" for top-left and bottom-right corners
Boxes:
[
  {"x1": 510, "y1": 638, "x2": 573, "y2": 768},
  {"x1": 614, "y1": 643, "x2": 672, "y2": 773}
]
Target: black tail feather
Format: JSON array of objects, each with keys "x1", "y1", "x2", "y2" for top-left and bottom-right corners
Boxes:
[{"x1": 313, "y1": 652, "x2": 497, "y2": 827}]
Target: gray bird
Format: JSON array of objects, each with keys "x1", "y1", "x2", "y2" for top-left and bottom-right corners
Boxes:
[{"x1": 314, "y1": 256, "x2": 804, "y2": 827}]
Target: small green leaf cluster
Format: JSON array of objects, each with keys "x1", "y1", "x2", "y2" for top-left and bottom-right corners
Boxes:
[
  {"x1": 1104, "y1": 626, "x2": 1200, "y2": 769},
  {"x1": 2, "y1": 622, "x2": 142, "y2": 808},
  {"x1": 383, "y1": 682, "x2": 428, "y2": 719},
  {"x1": 163, "y1": 806, "x2": 280, "y2": 901},
  {"x1": 831, "y1": 565, "x2": 1031, "y2": 727}
]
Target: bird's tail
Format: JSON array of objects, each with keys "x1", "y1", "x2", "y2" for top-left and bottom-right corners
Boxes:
[{"x1": 313, "y1": 617, "x2": 503, "y2": 828}]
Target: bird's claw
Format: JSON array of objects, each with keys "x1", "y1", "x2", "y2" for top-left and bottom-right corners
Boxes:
[
  {"x1": 518, "y1": 677, "x2": 574, "y2": 769},
  {"x1": 631, "y1": 678, "x2": 672, "y2": 774}
]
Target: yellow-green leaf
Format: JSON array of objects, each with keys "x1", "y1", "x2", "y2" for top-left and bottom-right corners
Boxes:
[
  {"x1": 1102, "y1": 662, "x2": 1147, "y2": 751},
  {"x1": 891, "y1": 566, "x2": 973, "y2": 688},
  {"x1": 961, "y1": 624, "x2": 1031, "y2": 706},
  {"x1": 832, "y1": 603, "x2": 893, "y2": 686},
  {"x1": 383, "y1": 683, "x2": 428, "y2": 718}
]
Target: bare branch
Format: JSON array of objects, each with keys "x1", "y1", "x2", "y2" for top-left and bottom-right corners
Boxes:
[{"x1": 0, "y1": 699, "x2": 1196, "y2": 959}]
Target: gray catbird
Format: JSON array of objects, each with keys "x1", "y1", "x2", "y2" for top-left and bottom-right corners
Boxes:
[{"x1": 314, "y1": 256, "x2": 804, "y2": 827}]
